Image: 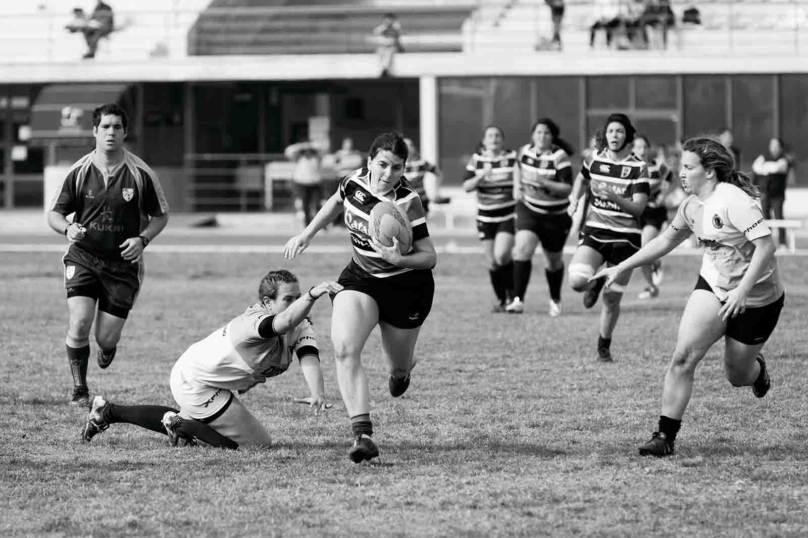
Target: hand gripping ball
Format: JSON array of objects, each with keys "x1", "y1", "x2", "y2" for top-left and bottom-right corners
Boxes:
[{"x1": 368, "y1": 201, "x2": 413, "y2": 255}]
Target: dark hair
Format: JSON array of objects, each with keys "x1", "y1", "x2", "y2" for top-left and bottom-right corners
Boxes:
[
  {"x1": 258, "y1": 270, "x2": 299, "y2": 301},
  {"x1": 93, "y1": 103, "x2": 129, "y2": 132},
  {"x1": 531, "y1": 118, "x2": 576, "y2": 156},
  {"x1": 368, "y1": 132, "x2": 408, "y2": 162},
  {"x1": 600, "y1": 113, "x2": 636, "y2": 146},
  {"x1": 682, "y1": 137, "x2": 760, "y2": 198},
  {"x1": 483, "y1": 125, "x2": 505, "y2": 139}
]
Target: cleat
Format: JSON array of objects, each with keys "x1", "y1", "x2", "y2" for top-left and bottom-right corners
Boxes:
[
  {"x1": 348, "y1": 434, "x2": 379, "y2": 463},
  {"x1": 596, "y1": 347, "x2": 613, "y2": 363},
  {"x1": 752, "y1": 354, "x2": 771, "y2": 398},
  {"x1": 638, "y1": 431, "x2": 675, "y2": 457},
  {"x1": 651, "y1": 261, "x2": 664, "y2": 286},
  {"x1": 505, "y1": 297, "x2": 525, "y2": 314},
  {"x1": 548, "y1": 300, "x2": 562, "y2": 318},
  {"x1": 82, "y1": 396, "x2": 110, "y2": 442},
  {"x1": 389, "y1": 374, "x2": 411, "y2": 397},
  {"x1": 583, "y1": 278, "x2": 605, "y2": 309},
  {"x1": 638, "y1": 286, "x2": 659, "y2": 300},
  {"x1": 70, "y1": 387, "x2": 90, "y2": 408},
  {"x1": 97, "y1": 347, "x2": 117, "y2": 369}
]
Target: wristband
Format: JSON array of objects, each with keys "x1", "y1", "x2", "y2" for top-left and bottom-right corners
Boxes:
[
  {"x1": 138, "y1": 235, "x2": 150, "y2": 248},
  {"x1": 307, "y1": 286, "x2": 317, "y2": 301},
  {"x1": 64, "y1": 223, "x2": 71, "y2": 236}
]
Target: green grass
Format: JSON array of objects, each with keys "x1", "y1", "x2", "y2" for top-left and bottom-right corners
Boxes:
[{"x1": 2, "y1": 251, "x2": 808, "y2": 537}]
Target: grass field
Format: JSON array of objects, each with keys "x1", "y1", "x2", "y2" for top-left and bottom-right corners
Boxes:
[{"x1": 2, "y1": 248, "x2": 807, "y2": 537}]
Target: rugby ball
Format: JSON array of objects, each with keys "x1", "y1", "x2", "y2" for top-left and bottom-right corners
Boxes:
[{"x1": 368, "y1": 201, "x2": 413, "y2": 255}]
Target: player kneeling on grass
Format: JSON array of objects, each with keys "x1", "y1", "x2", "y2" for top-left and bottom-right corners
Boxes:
[
  {"x1": 82, "y1": 270, "x2": 341, "y2": 449},
  {"x1": 591, "y1": 137, "x2": 784, "y2": 457},
  {"x1": 285, "y1": 132, "x2": 437, "y2": 464}
]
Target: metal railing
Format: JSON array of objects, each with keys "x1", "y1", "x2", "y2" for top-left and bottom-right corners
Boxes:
[{"x1": 0, "y1": 0, "x2": 805, "y2": 63}]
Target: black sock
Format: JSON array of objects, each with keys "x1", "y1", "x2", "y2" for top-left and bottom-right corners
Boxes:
[
  {"x1": 107, "y1": 403, "x2": 176, "y2": 435},
  {"x1": 597, "y1": 335, "x2": 611, "y2": 351},
  {"x1": 501, "y1": 261, "x2": 514, "y2": 301},
  {"x1": 175, "y1": 418, "x2": 239, "y2": 450},
  {"x1": 546, "y1": 265, "x2": 565, "y2": 303},
  {"x1": 66, "y1": 344, "x2": 90, "y2": 390},
  {"x1": 489, "y1": 267, "x2": 506, "y2": 304},
  {"x1": 658, "y1": 415, "x2": 682, "y2": 442},
  {"x1": 513, "y1": 260, "x2": 532, "y2": 300},
  {"x1": 350, "y1": 414, "x2": 373, "y2": 437}
]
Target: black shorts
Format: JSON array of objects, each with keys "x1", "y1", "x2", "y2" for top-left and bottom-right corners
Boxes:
[
  {"x1": 63, "y1": 244, "x2": 142, "y2": 318},
  {"x1": 477, "y1": 217, "x2": 515, "y2": 241},
  {"x1": 579, "y1": 226, "x2": 641, "y2": 265},
  {"x1": 516, "y1": 203, "x2": 572, "y2": 253},
  {"x1": 695, "y1": 275, "x2": 785, "y2": 345},
  {"x1": 336, "y1": 260, "x2": 434, "y2": 329},
  {"x1": 640, "y1": 205, "x2": 667, "y2": 231}
]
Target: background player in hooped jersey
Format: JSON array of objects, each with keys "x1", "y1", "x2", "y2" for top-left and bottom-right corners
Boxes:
[
  {"x1": 592, "y1": 137, "x2": 784, "y2": 457},
  {"x1": 633, "y1": 135, "x2": 673, "y2": 300},
  {"x1": 567, "y1": 113, "x2": 649, "y2": 362},
  {"x1": 47, "y1": 103, "x2": 169, "y2": 407},
  {"x1": 462, "y1": 125, "x2": 518, "y2": 313},
  {"x1": 509, "y1": 118, "x2": 575, "y2": 317},
  {"x1": 82, "y1": 270, "x2": 341, "y2": 449},
  {"x1": 404, "y1": 137, "x2": 445, "y2": 215},
  {"x1": 284, "y1": 132, "x2": 437, "y2": 463}
]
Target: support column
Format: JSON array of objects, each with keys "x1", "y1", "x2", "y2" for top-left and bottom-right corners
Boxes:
[
  {"x1": 4, "y1": 86, "x2": 14, "y2": 209},
  {"x1": 183, "y1": 82, "x2": 195, "y2": 212},
  {"x1": 418, "y1": 75, "x2": 438, "y2": 165}
]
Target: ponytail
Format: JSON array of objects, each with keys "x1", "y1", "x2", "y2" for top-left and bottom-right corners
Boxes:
[{"x1": 728, "y1": 170, "x2": 760, "y2": 199}]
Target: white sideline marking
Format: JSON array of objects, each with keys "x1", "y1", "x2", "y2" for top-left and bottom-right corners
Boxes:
[{"x1": 2, "y1": 243, "x2": 808, "y2": 256}]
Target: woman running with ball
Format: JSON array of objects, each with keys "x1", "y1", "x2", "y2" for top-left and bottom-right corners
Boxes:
[{"x1": 284, "y1": 132, "x2": 437, "y2": 463}]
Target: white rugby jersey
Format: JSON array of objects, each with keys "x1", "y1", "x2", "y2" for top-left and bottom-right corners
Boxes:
[
  {"x1": 175, "y1": 304, "x2": 318, "y2": 393},
  {"x1": 665, "y1": 182, "x2": 783, "y2": 307}
]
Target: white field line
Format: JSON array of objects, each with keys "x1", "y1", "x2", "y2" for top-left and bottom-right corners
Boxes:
[{"x1": 2, "y1": 242, "x2": 808, "y2": 256}]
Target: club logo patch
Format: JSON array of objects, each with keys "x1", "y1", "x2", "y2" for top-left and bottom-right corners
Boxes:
[
  {"x1": 712, "y1": 214, "x2": 723, "y2": 229},
  {"x1": 621, "y1": 166, "x2": 632, "y2": 178},
  {"x1": 599, "y1": 164, "x2": 610, "y2": 173},
  {"x1": 354, "y1": 190, "x2": 366, "y2": 203},
  {"x1": 122, "y1": 188, "x2": 134, "y2": 202},
  {"x1": 65, "y1": 266, "x2": 75, "y2": 279}
]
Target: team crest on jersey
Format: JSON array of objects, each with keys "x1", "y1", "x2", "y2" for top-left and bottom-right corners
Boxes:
[
  {"x1": 712, "y1": 214, "x2": 723, "y2": 229},
  {"x1": 65, "y1": 266, "x2": 75, "y2": 279},
  {"x1": 122, "y1": 188, "x2": 134, "y2": 202},
  {"x1": 599, "y1": 164, "x2": 610, "y2": 173},
  {"x1": 354, "y1": 190, "x2": 366, "y2": 203},
  {"x1": 621, "y1": 166, "x2": 632, "y2": 178}
]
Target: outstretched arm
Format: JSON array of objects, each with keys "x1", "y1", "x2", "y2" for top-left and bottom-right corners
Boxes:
[
  {"x1": 269, "y1": 280, "x2": 343, "y2": 335},
  {"x1": 284, "y1": 193, "x2": 343, "y2": 259}
]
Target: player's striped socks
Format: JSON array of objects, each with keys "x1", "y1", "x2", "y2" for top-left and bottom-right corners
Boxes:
[{"x1": 350, "y1": 414, "x2": 373, "y2": 437}]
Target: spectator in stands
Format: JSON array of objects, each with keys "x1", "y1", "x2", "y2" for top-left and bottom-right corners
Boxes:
[
  {"x1": 719, "y1": 128, "x2": 742, "y2": 170},
  {"x1": 285, "y1": 139, "x2": 324, "y2": 226},
  {"x1": 639, "y1": 0, "x2": 675, "y2": 49},
  {"x1": 752, "y1": 138, "x2": 792, "y2": 248},
  {"x1": 65, "y1": 0, "x2": 115, "y2": 59},
  {"x1": 590, "y1": 0, "x2": 623, "y2": 49},
  {"x1": 546, "y1": 0, "x2": 566, "y2": 50},
  {"x1": 373, "y1": 13, "x2": 403, "y2": 78}
]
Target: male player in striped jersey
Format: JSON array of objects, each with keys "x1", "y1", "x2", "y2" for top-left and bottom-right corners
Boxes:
[
  {"x1": 463, "y1": 126, "x2": 518, "y2": 312},
  {"x1": 567, "y1": 113, "x2": 649, "y2": 362},
  {"x1": 285, "y1": 132, "x2": 437, "y2": 463},
  {"x1": 633, "y1": 135, "x2": 673, "y2": 299},
  {"x1": 82, "y1": 270, "x2": 340, "y2": 449},
  {"x1": 47, "y1": 103, "x2": 169, "y2": 406},
  {"x1": 509, "y1": 118, "x2": 574, "y2": 316},
  {"x1": 404, "y1": 137, "x2": 444, "y2": 215}
]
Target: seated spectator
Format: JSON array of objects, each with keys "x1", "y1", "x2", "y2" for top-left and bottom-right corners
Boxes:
[
  {"x1": 65, "y1": 1, "x2": 115, "y2": 59},
  {"x1": 372, "y1": 13, "x2": 403, "y2": 78},
  {"x1": 546, "y1": 0, "x2": 566, "y2": 51},
  {"x1": 639, "y1": 0, "x2": 675, "y2": 49},
  {"x1": 682, "y1": 4, "x2": 701, "y2": 25},
  {"x1": 622, "y1": 0, "x2": 648, "y2": 49},
  {"x1": 284, "y1": 139, "x2": 324, "y2": 226},
  {"x1": 590, "y1": 0, "x2": 623, "y2": 49}
]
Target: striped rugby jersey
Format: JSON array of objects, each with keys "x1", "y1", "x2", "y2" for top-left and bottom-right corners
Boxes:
[
  {"x1": 464, "y1": 150, "x2": 517, "y2": 223},
  {"x1": 404, "y1": 159, "x2": 437, "y2": 202},
  {"x1": 581, "y1": 149, "x2": 649, "y2": 235},
  {"x1": 339, "y1": 168, "x2": 429, "y2": 278},
  {"x1": 518, "y1": 143, "x2": 574, "y2": 215},
  {"x1": 49, "y1": 149, "x2": 169, "y2": 261},
  {"x1": 176, "y1": 304, "x2": 318, "y2": 394},
  {"x1": 646, "y1": 160, "x2": 673, "y2": 209}
]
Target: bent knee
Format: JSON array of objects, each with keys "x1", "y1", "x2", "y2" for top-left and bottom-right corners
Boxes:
[{"x1": 568, "y1": 263, "x2": 594, "y2": 291}]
